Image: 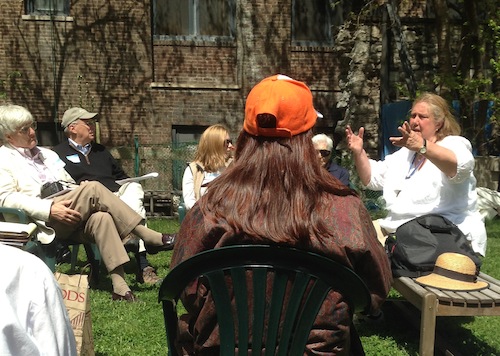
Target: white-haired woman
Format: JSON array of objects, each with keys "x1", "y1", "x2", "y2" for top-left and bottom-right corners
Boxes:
[{"x1": 312, "y1": 133, "x2": 350, "y2": 186}]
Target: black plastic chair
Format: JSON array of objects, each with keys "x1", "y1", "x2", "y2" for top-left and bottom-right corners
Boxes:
[{"x1": 158, "y1": 244, "x2": 371, "y2": 356}]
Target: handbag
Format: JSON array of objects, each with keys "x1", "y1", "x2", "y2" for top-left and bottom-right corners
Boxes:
[
  {"x1": 55, "y1": 269, "x2": 95, "y2": 356},
  {"x1": 385, "y1": 214, "x2": 482, "y2": 278}
]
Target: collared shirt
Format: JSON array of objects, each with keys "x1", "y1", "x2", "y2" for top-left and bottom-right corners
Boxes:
[
  {"x1": 12, "y1": 145, "x2": 56, "y2": 184},
  {"x1": 68, "y1": 138, "x2": 91, "y2": 156}
]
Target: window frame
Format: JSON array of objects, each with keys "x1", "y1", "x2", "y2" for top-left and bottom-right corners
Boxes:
[
  {"x1": 291, "y1": 0, "x2": 335, "y2": 46},
  {"x1": 291, "y1": 0, "x2": 365, "y2": 47},
  {"x1": 152, "y1": 0, "x2": 236, "y2": 41},
  {"x1": 25, "y1": 0, "x2": 70, "y2": 16}
]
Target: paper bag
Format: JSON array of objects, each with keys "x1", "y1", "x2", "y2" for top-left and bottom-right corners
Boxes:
[{"x1": 55, "y1": 271, "x2": 95, "y2": 356}]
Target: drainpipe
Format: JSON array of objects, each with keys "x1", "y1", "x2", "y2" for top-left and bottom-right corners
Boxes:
[{"x1": 134, "y1": 136, "x2": 139, "y2": 177}]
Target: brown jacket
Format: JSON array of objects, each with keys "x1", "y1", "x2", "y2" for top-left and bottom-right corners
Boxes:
[{"x1": 171, "y1": 193, "x2": 392, "y2": 355}]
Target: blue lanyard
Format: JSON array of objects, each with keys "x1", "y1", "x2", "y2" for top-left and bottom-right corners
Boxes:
[{"x1": 405, "y1": 153, "x2": 426, "y2": 179}]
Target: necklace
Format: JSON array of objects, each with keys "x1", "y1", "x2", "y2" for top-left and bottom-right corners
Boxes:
[{"x1": 405, "y1": 153, "x2": 426, "y2": 179}]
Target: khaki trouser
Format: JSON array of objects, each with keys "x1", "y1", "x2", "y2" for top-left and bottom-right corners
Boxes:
[
  {"x1": 372, "y1": 219, "x2": 389, "y2": 246},
  {"x1": 49, "y1": 181, "x2": 142, "y2": 271}
]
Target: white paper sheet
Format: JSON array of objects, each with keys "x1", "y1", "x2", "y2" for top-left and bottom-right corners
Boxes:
[{"x1": 115, "y1": 172, "x2": 159, "y2": 185}]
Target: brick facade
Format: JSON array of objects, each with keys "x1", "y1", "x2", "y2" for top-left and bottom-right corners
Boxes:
[{"x1": 0, "y1": 1, "x2": 465, "y2": 192}]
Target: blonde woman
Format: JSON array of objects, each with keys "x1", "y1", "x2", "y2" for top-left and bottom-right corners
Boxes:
[
  {"x1": 346, "y1": 92, "x2": 486, "y2": 256},
  {"x1": 182, "y1": 124, "x2": 234, "y2": 210}
]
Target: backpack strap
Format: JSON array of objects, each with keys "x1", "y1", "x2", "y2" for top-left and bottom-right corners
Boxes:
[{"x1": 188, "y1": 161, "x2": 205, "y2": 202}]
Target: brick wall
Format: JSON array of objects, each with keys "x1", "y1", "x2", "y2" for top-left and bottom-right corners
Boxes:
[{"x1": 0, "y1": 0, "x2": 466, "y2": 191}]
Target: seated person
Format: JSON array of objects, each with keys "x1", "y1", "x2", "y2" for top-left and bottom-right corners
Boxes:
[
  {"x1": 312, "y1": 133, "x2": 350, "y2": 186},
  {"x1": 346, "y1": 92, "x2": 486, "y2": 256},
  {"x1": 182, "y1": 124, "x2": 234, "y2": 210},
  {"x1": 52, "y1": 107, "x2": 160, "y2": 285},
  {"x1": 171, "y1": 75, "x2": 392, "y2": 354},
  {"x1": 0, "y1": 243, "x2": 77, "y2": 355},
  {"x1": 0, "y1": 104, "x2": 174, "y2": 302}
]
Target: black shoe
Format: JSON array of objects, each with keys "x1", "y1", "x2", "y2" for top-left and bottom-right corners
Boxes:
[
  {"x1": 111, "y1": 291, "x2": 139, "y2": 302},
  {"x1": 145, "y1": 233, "x2": 176, "y2": 254},
  {"x1": 124, "y1": 236, "x2": 140, "y2": 254},
  {"x1": 56, "y1": 245, "x2": 72, "y2": 264}
]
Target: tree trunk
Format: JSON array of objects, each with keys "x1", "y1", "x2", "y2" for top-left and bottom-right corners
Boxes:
[{"x1": 432, "y1": 0, "x2": 453, "y2": 97}]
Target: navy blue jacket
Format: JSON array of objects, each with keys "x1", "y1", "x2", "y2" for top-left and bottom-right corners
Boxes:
[
  {"x1": 326, "y1": 160, "x2": 350, "y2": 187},
  {"x1": 52, "y1": 140, "x2": 128, "y2": 192}
]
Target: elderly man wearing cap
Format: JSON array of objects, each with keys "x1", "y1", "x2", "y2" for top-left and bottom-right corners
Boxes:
[
  {"x1": 169, "y1": 75, "x2": 392, "y2": 354},
  {"x1": 0, "y1": 104, "x2": 174, "y2": 302},
  {"x1": 53, "y1": 107, "x2": 167, "y2": 285}
]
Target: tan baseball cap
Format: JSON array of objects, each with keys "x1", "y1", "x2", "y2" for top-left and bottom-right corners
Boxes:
[{"x1": 61, "y1": 107, "x2": 98, "y2": 128}]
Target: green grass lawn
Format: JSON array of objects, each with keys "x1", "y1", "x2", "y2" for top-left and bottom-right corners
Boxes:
[{"x1": 59, "y1": 217, "x2": 500, "y2": 355}]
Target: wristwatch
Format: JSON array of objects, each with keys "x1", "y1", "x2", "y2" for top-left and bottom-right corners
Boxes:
[{"x1": 419, "y1": 138, "x2": 427, "y2": 154}]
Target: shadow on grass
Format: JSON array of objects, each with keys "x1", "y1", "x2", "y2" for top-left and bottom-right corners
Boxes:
[
  {"x1": 359, "y1": 300, "x2": 500, "y2": 356},
  {"x1": 356, "y1": 301, "x2": 419, "y2": 355}
]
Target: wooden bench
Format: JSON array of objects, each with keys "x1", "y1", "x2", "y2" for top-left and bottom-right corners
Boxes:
[{"x1": 392, "y1": 273, "x2": 500, "y2": 356}]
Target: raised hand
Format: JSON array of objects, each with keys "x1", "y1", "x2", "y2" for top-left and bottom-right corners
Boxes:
[
  {"x1": 345, "y1": 125, "x2": 365, "y2": 155},
  {"x1": 389, "y1": 121, "x2": 424, "y2": 151}
]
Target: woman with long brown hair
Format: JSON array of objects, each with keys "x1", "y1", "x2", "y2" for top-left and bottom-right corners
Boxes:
[{"x1": 171, "y1": 75, "x2": 392, "y2": 355}]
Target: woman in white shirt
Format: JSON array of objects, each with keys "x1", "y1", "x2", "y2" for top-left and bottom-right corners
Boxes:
[
  {"x1": 346, "y1": 92, "x2": 487, "y2": 256},
  {"x1": 182, "y1": 125, "x2": 234, "y2": 210}
]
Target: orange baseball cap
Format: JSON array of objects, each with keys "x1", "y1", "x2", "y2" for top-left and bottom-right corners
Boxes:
[{"x1": 244, "y1": 74, "x2": 322, "y2": 138}]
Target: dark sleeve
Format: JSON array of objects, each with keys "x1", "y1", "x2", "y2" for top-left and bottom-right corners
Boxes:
[
  {"x1": 107, "y1": 151, "x2": 129, "y2": 180},
  {"x1": 338, "y1": 167, "x2": 350, "y2": 186},
  {"x1": 328, "y1": 163, "x2": 350, "y2": 187},
  {"x1": 171, "y1": 205, "x2": 214, "y2": 268},
  {"x1": 350, "y1": 202, "x2": 392, "y2": 313},
  {"x1": 320, "y1": 195, "x2": 392, "y2": 314}
]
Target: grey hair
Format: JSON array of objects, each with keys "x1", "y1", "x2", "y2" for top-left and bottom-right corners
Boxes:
[
  {"x1": 312, "y1": 133, "x2": 334, "y2": 151},
  {"x1": 0, "y1": 104, "x2": 34, "y2": 140}
]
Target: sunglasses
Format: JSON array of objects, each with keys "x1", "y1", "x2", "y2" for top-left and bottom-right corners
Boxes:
[
  {"x1": 225, "y1": 139, "x2": 233, "y2": 146},
  {"x1": 318, "y1": 149, "x2": 331, "y2": 157},
  {"x1": 18, "y1": 121, "x2": 37, "y2": 134}
]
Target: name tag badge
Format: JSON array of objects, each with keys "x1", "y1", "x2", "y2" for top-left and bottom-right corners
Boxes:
[{"x1": 67, "y1": 154, "x2": 81, "y2": 164}]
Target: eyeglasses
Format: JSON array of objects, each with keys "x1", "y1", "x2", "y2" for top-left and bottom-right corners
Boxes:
[
  {"x1": 79, "y1": 119, "x2": 97, "y2": 127},
  {"x1": 17, "y1": 121, "x2": 37, "y2": 134},
  {"x1": 225, "y1": 139, "x2": 233, "y2": 146},
  {"x1": 317, "y1": 150, "x2": 331, "y2": 157}
]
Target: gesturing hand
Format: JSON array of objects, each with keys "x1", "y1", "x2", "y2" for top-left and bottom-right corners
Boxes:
[
  {"x1": 389, "y1": 121, "x2": 424, "y2": 151},
  {"x1": 50, "y1": 200, "x2": 82, "y2": 226},
  {"x1": 345, "y1": 125, "x2": 365, "y2": 155}
]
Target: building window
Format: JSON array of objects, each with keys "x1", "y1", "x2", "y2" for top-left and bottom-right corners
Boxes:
[
  {"x1": 153, "y1": 0, "x2": 236, "y2": 39},
  {"x1": 292, "y1": 0, "x2": 362, "y2": 46},
  {"x1": 25, "y1": 0, "x2": 69, "y2": 16},
  {"x1": 292, "y1": 0, "x2": 334, "y2": 45}
]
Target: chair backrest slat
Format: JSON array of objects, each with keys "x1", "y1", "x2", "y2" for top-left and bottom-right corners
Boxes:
[
  {"x1": 276, "y1": 271, "x2": 310, "y2": 356},
  {"x1": 206, "y1": 270, "x2": 236, "y2": 355},
  {"x1": 265, "y1": 270, "x2": 289, "y2": 356},
  {"x1": 289, "y1": 279, "x2": 331, "y2": 354},
  {"x1": 159, "y1": 245, "x2": 371, "y2": 355},
  {"x1": 230, "y1": 267, "x2": 249, "y2": 351},
  {"x1": 251, "y1": 268, "x2": 268, "y2": 355}
]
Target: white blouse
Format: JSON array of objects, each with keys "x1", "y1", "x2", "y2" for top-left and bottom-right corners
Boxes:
[
  {"x1": 182, "y1": 166, "x2": 222, "y2": 210},
  {"x1": 367, "y1": 135, "x2": 487, "y2": 256}
]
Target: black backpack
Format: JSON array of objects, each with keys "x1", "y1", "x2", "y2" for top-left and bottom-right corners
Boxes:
[{"x1": 385, "y1": 214, "x2": 482, "y2": 278}]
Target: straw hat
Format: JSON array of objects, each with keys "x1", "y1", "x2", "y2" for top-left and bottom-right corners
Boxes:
[{"x1": 415, "y1": 252, "x2": 488, "y2": 291}]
